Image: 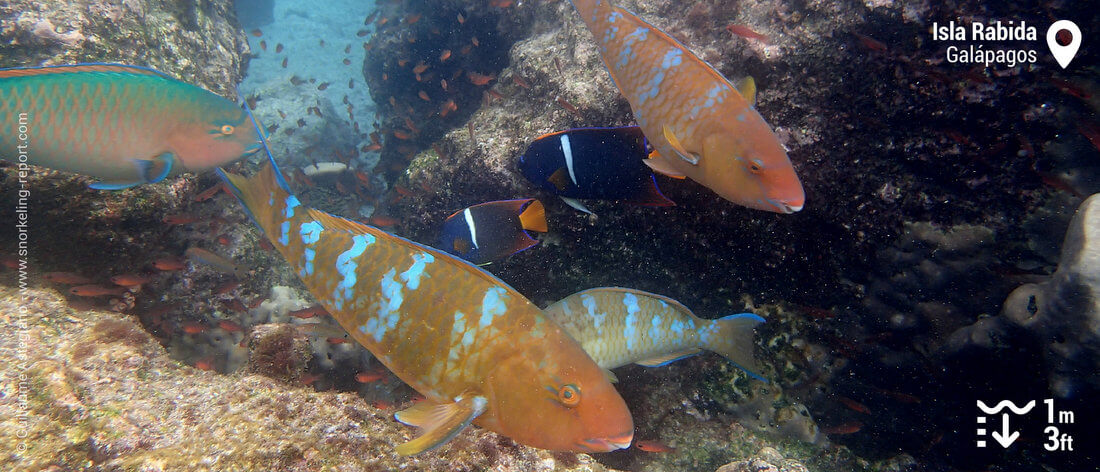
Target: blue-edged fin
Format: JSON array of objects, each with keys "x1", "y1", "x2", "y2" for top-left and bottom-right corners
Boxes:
[
  {"x1": 89, "y1": 152, "x2": 175, "y2": 190},
  {"x1": 560, "y1": 196, "x2": 594, "y2": 214},
  {"x1": 394, "y1": 396, "x2": 488, "y2": 456},
  {"x1": 662, "y1": 126, "x2": 698, "y2": 165},
  {"x1": 635, "y1": 348, "x2": 702, "y2": 367},
  {"x1": 518, "y1": 200, "x2": 547, "y2": 232},
  {"x1": 701, "y1": 313, "x2": 768, "y2": 382},
  {"x1": 643, "y1": 151, "x2": 687, "y2": 179}
]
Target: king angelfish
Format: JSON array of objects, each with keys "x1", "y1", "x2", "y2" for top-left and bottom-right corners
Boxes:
[
  {"x1": 569, "y1": 0, "x2": 805, "y2": 213},
  {"x1": 218, "y1": 163, "x2": 633, "y2": 455},
  {"x1": 0, "y1": 64, "x2": 261, "y2": 189},
  {"x1": 544, "y1": 287, "x2": 767, "y2": 381}
]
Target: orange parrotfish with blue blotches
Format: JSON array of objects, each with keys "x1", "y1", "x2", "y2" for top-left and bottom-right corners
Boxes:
[
  {"x1": 0, "y1": 63, "x2": 261, "y2": 189},
  {"x1": 569, "y1": 0, "x2": 805, "y2": 213},
  {"x1": 218, "y1": 157, "x2": 633, "y2": 455}
]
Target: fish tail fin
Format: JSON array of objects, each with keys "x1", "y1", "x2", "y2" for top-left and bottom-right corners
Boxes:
[
  {"x1": 518, "y1": 200, "x2": 547, "y2": 233},
  {"x1": 701, "y1": 313, "x2": 768, "y2": 382},
  {"x1": 570, "y1": 0, "x2": 613, "y2": 24},
  {"x1": 217, "y1": 163, "x2": 291, "y2": 236}
]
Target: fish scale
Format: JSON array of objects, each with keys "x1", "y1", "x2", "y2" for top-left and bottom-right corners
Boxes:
[
  {"x1": 219, "y1": 163, "x2": 632, "y2": 455},
  {"x1": 0, "y1": 63, "x2": 259, "y2": 188},
  {"x1": 570, "y1": 0, "x2": 805, "y2": 213}
]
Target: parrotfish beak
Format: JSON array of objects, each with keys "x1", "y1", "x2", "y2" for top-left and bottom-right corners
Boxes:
[
  {"x1": 581, "y1": 432, "x2": 634, "y2": 452},
  {"x1": 767, "y1": 198, "x2": 803, "y2": 214}
]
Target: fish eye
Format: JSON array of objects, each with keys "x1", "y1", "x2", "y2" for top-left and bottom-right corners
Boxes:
[
  {"x1": 557, "y1": 384, "x2": 581, "y2": 407},
  {"x1": 749, "y1": 158, "x2": 764, "y2": 174},
  {"x1": 221, "y1": 125, "x2": 235, "y2": 135}
]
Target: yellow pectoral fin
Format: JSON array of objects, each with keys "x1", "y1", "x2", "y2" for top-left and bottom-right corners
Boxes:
[
  {"x1": 635, "y1": 348, "x2": 702, "y2": 367},
  {"x1": 735, "y1": 76, "x2": 757, "y2": 107},
  {"x1": 394, "y1": 396, "x2": 488, "y2": 456},
  {"x1": 661, "y1": 126, "x2": 699, "y2": 165},
  {"x1": 603, "y1": 368, "x2": 619, "y2": 383},
  {"x1": 644, "y1": 151, "x2": 687, "y2": 179}
]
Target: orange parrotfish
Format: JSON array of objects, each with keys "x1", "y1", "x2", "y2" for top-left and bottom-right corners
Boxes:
[
  {"x1": 569, "y1": 1, "x2": 804, "y2": 213},
  {"x1": 543, "y1": 287, "x2": 767, "y2": 381},
  {"x1": 0, "y1": 64, "x2": 261, "y2": 189},
  {"x1": 218, "y1": 162, "x2": 633, "y2": 455}
]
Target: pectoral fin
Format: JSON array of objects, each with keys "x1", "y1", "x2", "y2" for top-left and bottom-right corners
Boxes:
[
  {"x1": 394, "y1": 396, "x2": 487, "y2": 456},
  {"x1": 560, "y1": 196, "x2": 595, "y2": 215},
  {"x1": 662, "y1": 126, "x2": 699, "y2": 165},
  {"x1": 603, "y1": 368, "x2": 619, "y2": 383},
  {"x1": 635, "y1": 348, "x2": 702, "y2": 367},
  {"x1": 643, "y1": 151, "x2": 687, "y2": 179},
  {"x1": 735, "y1": 76, "x2": 757, "y2": 107},
  {"x1": 88, "y1": 152, "x2": 176, "y2": 190}
]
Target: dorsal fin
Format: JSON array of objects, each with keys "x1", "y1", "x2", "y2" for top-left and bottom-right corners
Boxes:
[{"x1": 0, "y1": 63, "x2": 173, "y2": 80}]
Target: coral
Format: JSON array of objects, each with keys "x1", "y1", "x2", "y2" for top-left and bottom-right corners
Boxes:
[
  {"x1": 0, "y1": 286, "x2": 620, "y2": 471},
  {"x1": 0, "y1": 0, "x2": 248, "y2": 98},
  {"x1": 1001, "y1": 193, "x2": 1100, "y2": 397},
  {"x1": 245, "y1": 323, "x2": 313, "y2": 383}
]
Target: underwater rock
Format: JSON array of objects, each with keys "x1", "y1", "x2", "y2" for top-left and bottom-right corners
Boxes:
[
  {"x1": 714, "y1": 446, "x2": 808, "y2": 472},
  {"x1": 0, "y1": 0, "x2": 248, "y2": 97},
  {"x1": 1001, "y1": 193, "x2": 1100, "y2": 397},
  {"x1": 245, "y1": 323, "x2": 313, "y2": 383},
  {"x1": 0, "y1": 286, "x2": 622, "y2": 471}
]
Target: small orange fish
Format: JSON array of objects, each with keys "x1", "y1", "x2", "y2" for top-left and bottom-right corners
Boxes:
[
  {"x1": 635, "y1": 440, "x2": 675, "y2": 453},
  {"x1": 511, "y1": 74, "x2": 530, "y2": 89},
  {"x1": 43, "y1": 272, "x2": 92, "y2": 285},
  {"x1": 275, "y1": 43, "x2": 284, "y2": 53},
  {"x1": 368, "y1": 215, "x2": 399, "y2": 226},
  {"x1": 289, "y1": 305, "x2": 328, "y2": 319},
  {"x1": 853, "y1": 32, "x2": 886, "y2": 52},
  {"x1": 413, "y1": 61, "x2": 429, "y2": 74},
  {"x1": 467, "y1": 71, "x2": 495, "y2": 86},
  {"x1": 440, "y1": 99, "x2": 457, "y2": 117},
  {"x1": 259, "y1": 40, "x2": 267, "y2": 51},
  {"x1": 822, "y1": 421, "x2": 863, "y2": 435},
  {"x1": 377, "y1": 17, "x2": 388, "y2": 26},
  {"x1": 182, "y1": 322, "x2": 207, "y2": 334},
  {"x1": 365, "y1": 11, "x2": 379, "y2": 25},
  {"x1": 362, "y1": 143, "x2": 382, "y2": 152},
  {"x1": 301, "y1": 373, "x2": 321, "y2": 386},
  {"x1": 556, "y1": 96, "x2": 582, "y2": 118},
  {"x1": 356, "y1": 372, "x2": 384, "y2": 383},
  {"x1": 193, "y1": 183, "x2": 224, "y2": 202},
  {"x1": 281, "y1": 57, "x2": 288, "y2": 68},
  {"x1": 194, "y1": 358, "x2": 215, "y2": 371},
  {"x1": 343, "y1": 58, "x2": 351, "y2": 66},
  {"x1": 317, "y1": 82, "x2": 330, "y2": 91},
  {"x1": 110, "y1": 273, "x2": 153, "y2": 287},
  {"x1": 153, "y1": 257, "x2": 186, "y2": 271},
  {"x1": 393, "y1": 130, "x2": 412, "y2": 140},
  {"x1": 471, "y1": 36, "x2": 480, "y2": 47},
  {"x1": 69, "y1": 284, "x2": 127, "y2": 297},
  {"x1": 217, "y1": 320, "x2": 243, "y2": 332},
  {"x1": 222, "y1": 298, "x2": 248, "y2": 313},
  {"x1": 440, "y1": 78, "x2": 449, "y2": 91},
  {"x1": 726, "y1": 24, "x2": 768, "y2": 43},
  {"x1": 837, "y1": 396, "x2": 871, "y2": 415},
  {"x1": 215, "y1": 280, "x2": 241, "y2": 295},
  {"x1": 418, "y1": 91, "x2": 430, "y2": 101},
  {"x1": 397, "y1": 58, "x2": 409, "y2": 67},
  {"x1": 457, "y1": 13, "x2": 466, "y2": 24},
  {"x1": 406, "y1": 13, "x2": 421, "y2": 24},
  {"x1": 250, "y1": 29, "x2": 262, "y2": 37},
  {"x1": 327, "y1": 336, "x2": 349, "y2": 344},
  {"x1": 439, "y1": 49, "x2": 451, "y2": 62},
  {"x1": 349, "y1": 78, "x2": 355, "y2": 88},
  {"x1": 460, "y1": 44, "x2": 472, "y2": 55},
  {"x1": 489, "y1": 0, "x2": 513, "y2": 7},
  {"x1": 163, "y1": 213, "x2": 201, "y2": 225}
]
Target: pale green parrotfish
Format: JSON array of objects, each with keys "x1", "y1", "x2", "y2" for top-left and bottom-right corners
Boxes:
[
  {"x1": 543, "y1": 287, "x2": 767, "y2": 381},
  {"x1": 0, "y1": 63, "x2": 261, "y2": 189}
]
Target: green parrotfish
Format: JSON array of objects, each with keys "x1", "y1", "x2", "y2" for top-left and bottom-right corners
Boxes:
[{"x1": 0, "y1": 63, "x2": 261, "y2": 189}]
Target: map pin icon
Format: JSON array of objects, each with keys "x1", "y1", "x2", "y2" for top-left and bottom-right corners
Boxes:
[{"x1": 1047, "y1": 20, "x2": 1081, "y2": 69}]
